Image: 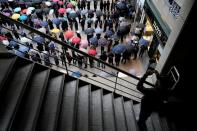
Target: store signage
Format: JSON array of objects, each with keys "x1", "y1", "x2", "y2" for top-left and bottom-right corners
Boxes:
[{"x1": 153, "y1": 21, "x2": 162, "y2": 37}]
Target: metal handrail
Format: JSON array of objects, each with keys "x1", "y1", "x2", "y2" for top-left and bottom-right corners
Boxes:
[
  {"x1": 0, "y1": 13, "x2": 154, "y2": 87},
  {"x1": 3, "y1": 43, "x2": 141, "y2": 99},
  {"x1": 0, "y1": 13, "x2": 155, "y2": 100},
  {"x1": 1, "y1": 32, "x2": 141, "y2": 95},
  {"x1": 1, "y1": 24, "x2": 137, "y2": 88}
]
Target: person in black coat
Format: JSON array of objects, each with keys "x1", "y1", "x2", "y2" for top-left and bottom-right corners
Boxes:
[
  {"x1": 61, "y1": 20, "x2": 68, "y2": 31},
  {"x1": 115, "y1": 53, "x2": 121, "y2": 66},
  {"x1": 137, "y1": 69, "x2": 169, "y2": 131},
  {"x1": 94, "y1": 0, "x2": 98, "y2": 11},
  {"x1": 76, "y1": 31, "x2": 81, "y2": 39},
  {"x1": 103, "y1": 1, "x2": 107, "y2": 12},
  {"x1": 98, "y1": 51, "x2": 108, "y2": 68},
  {"x1": 48, "y1": 19, "x2": 54, "y2": 30},
  {"x1": 87, "y1": 1, "x2": 90, "y2": 10},
  {"x1": 108, "y1": 51, "x2": 114, "y2": 65},
  {"x1": 13, "y1": 29, "x2": 20, "y2": 40},
  {"x1": 80, "y1": 15, "x2": 86, "y2": 31},
  {"x1": 100, "y1": 0, "x2": 103, "y2": 12},
  {"x1": 106, "y1": 0, "x2": 110, "y2": 11},
  {"x1": 81, "y1": 0, "x2": 86, "y2": 10}
]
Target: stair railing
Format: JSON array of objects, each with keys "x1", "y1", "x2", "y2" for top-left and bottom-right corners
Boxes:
[{"x1": 0, "y1": 13, "x2": 155, "y2": 100}]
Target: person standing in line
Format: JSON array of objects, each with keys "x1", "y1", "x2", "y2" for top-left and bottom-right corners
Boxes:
[
  {"x1": 60, "y1": 52, "x2": 66, "y2": 66},
  {"x1": 65, "y1": 51, "x2": 72, "y2": 65},
  {"x1": 115, "y1": 53, "x2": 121, "y2": 66},
  {"x1": 76, "y1": 31, "x2": 81, "y2": 39},
  {"x1": 53, "y1": 53, "x2": 59, "y2": 66},
  {"x1": 106, "y1": 0, "x2": 110, "y2": 11},
  {"x1": 108, "y1": 51, "x2": 114, "y2": 65},
  {"x1": 98, "y1": 51, "x2": 108, "y2": 68},
  {"x1": 94, "y1": 0, "x2": 98, "y2": 11},
  {"x1": 100, "y1": 0, "x2": 104, "y2": 12},
  {"x1": 103, "y1": 1, "x2": 107, "y2": 12},
  {"x1": 139, "y1": 45, "x2": 148, "y2": 58},
  {"x1": 87, "y1": 0, "x2": 91, "y2": 10},
  {"x1": 80, "y1": 15, "x2": 86, "y2": 31},
  {"x1": 111, "y1": 0, "x2": 114, "y2": 11},
  {"x1": 133, "y1": 44, "x2": 139, "y2": 60}
]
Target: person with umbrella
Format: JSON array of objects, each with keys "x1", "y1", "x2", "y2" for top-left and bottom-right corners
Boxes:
[
  {"x1": 95, "y1": 27, "x2": 103, "y2": 40},
  {"x1": 89, "y1": 37, "x2": 98, "y2": 46},
  {"x1": 88, "y1": 48, "x2": 97, "y2": 68},
  {"x1": 85, "y1": 25, "x2": 95, "y2": 43},
  {"x1": 112, "y1": 44, "x2": 126, "y2": 66},
  {"x1": 98, "y1": 37, "x2": 108, "y2": 54},
  {"x1": 95, "y1": 10, "x2": 102, "y2": 24},
  {"x1": 80, "y1": 15, "x2": 86, "y2": 31},
  {"x1": 48, "y1": 41, "x2": 56, "y2": 55},
  {"x1": 52, "y1": 18, "x2": 61, "y2": 29},
  {"x1": 41, "y1": 50, "x2": 51, "y2": 67}
]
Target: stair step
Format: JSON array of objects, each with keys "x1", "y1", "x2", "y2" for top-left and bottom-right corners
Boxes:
[
  {"x1": 10, "y1": 65, "x2": 50, "y2": 131},
  {"x1": 91, "y1": 89, "x2": 103, "y2": 131},
  {"x1": 77, "y1": 85, "x2": 90, "y2": 131},
  {"x1": 159, "y1": 115, "x2": 170, "y2": 131},
  {"x1": 0, "y1": 58, "x2": 34, "y2": 130},
  {"x1": 124, "y1": 100, "x2": 138, "y2": 131},
  {"x1": 0, "y1": 55, "x2": 16, "y2": 91},
  {"x1": 57, "y1": 79, "x2": 78, "y2": 131},
  {"x1": 36, "y1": 72, "x2": 65, "y2": 131},
  {"x1": 114, "y1": 97, "x2": 127, "y2": 131},
  {"x1": 151, "y1": 112, "x2": 162, "y2": 131},
  {"x1": 146, "y1": 117, "x2": 154, "y2": 131},
  {"x1": 103, "y1": 93, "x2": 116, "y2": 131}
]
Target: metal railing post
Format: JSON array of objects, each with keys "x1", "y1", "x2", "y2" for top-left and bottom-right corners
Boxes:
[
  {"x1": 114, "y1": 71, "x2": 118, "y2": 93},
  {"x1": 65, "y1": 59, "x2": 69, "y2": 75}
]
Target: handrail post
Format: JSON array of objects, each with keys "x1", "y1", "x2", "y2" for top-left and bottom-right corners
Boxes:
[
  {"x1": 114, "y1": 71, "x2": 118, "y2": 93},
  {"x1": 65, "y1": 56, "x2": 69, "y2": 75}
]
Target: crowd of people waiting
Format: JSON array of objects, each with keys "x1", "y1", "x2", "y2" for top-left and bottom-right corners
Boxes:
[{"x1": 0, "y1": 0, "x2": 149, "y2": 71}]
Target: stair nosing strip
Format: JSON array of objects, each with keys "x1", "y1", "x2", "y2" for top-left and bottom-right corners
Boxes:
[
  {"x1": 32, "y1": 69, "x2": 51, "y2": 130},
  {"x1": 0, "y1": 56, "x2": 17, "y2": 91},
  {"x1": 8, "y1": 62, "x2": 35, "y2": 131},
  {"x1": 53, "y1": 74, "x2": 65, "y2": 131},
  {"x1": 73, "y1": 79, "x2": 79, "y2": 131}
]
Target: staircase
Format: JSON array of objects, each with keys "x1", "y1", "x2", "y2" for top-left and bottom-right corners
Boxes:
[{"x1": 0, "y1": 52, "x2": 172, "y2": 131}]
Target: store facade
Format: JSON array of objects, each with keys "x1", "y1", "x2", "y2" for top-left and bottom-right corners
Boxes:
[{"x1": 143, "y1": 0, "x2": 171, "y2": 60}]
